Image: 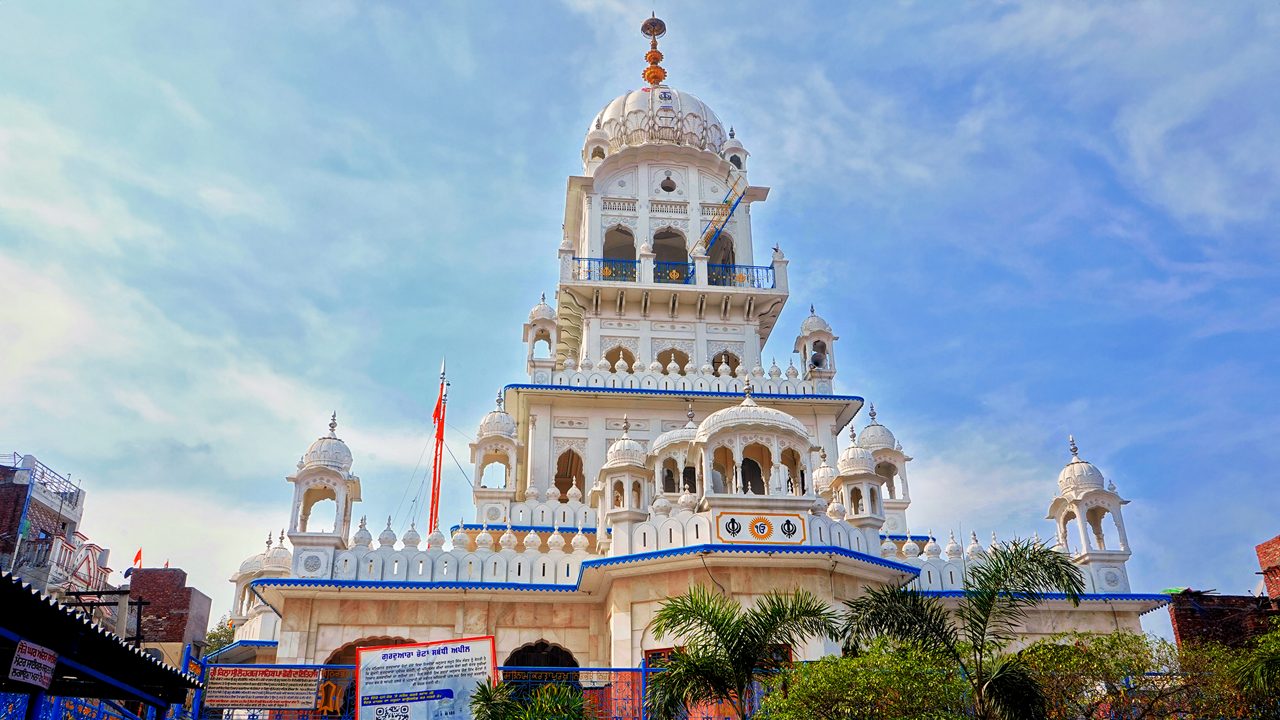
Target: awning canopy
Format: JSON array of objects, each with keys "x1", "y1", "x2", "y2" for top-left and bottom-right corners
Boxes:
[{"x1": 0, "y1": 572, "x2": 201, "y2": 707}]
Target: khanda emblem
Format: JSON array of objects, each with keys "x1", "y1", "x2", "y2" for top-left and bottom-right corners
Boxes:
[
  {"x1": 781, "y1": 519, "x2": 798, "y2": 539},
  {"x1": 725, "y1": 517, "x2": 742, "y2": 537}
]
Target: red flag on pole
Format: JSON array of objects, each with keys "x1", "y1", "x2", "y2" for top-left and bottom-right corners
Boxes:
[
  {"x1": 427, "y1": 359, "x2": 448, "y2": 534},
  {"x1": 133, "y1": 548, "x2": 142, "y2": 568}
]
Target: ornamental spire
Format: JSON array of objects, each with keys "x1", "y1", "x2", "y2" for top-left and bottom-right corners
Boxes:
[
  {"x1": 640, "y1": 14, "x2": 667, "y2": 87},
  {"x1": 328, "y1": 412, "x2": 338, "y2": 437},
  {"x1": 868, "y1": 403, "x2": 877, "y2": 424},
  {"x1": 1068, "y1": 434, "x2": 1079, "y2": 460}
]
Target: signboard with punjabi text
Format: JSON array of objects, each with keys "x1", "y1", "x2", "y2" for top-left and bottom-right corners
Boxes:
[
  {"x1": 8, "y1": 640, "x2": 57, "y2": 690},
  {"x1": 203, "y1": 666, "x2": 322, "y2": 709},
  {"x1": 356, "y1": 636, "x2": 496, "y2": 720}
]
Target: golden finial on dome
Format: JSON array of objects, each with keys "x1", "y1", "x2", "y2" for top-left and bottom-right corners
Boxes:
[{"x1": 640, "y1": 13, "x2": 667, "y2": 87}]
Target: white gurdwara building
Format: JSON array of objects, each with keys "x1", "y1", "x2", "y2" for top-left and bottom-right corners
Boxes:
[{"x1": 226, "y1": 19, "x2": 1164, "y2": 669}]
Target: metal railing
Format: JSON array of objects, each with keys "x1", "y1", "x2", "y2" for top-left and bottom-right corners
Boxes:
[
  {"x1": 708, "y1": 263, "x2": 775, "y2": 289},
  {"x1": 653, "y1": 261, "x2": 694, "y2": 285},
  {"x1": 575, "y1": 257, "x2": 638, "y2": 282},
  {"x1": 1, "y1": 693, "x2": 195, "y2": 720}
]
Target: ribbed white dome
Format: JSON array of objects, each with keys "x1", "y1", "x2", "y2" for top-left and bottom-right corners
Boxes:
[
  {"x1": 605, "y1": 420, "x2": 648, "y2": 469},
  {"x1": 477, "y1": 409, "x2": 516, "y2": 439},
  {"x1": 302, "y1": 414, "x2": 353, "y2": 473},
  {"x1": 800, "y1": 309, "x2": 832, "y2": 335},
  {"x1": 528, "y1": 294, "x2": 556, "y2": 323},
  {"x1": 1058, "y1": 436, "x2": 1105, "y2": 492},
  {"x1": 263, "y1": 532, "x2": 291, "y2": 571},
  {"x1": 693, "y1": 393, "x2": 810, "y2": 445},
  {"x1": 812, "y1": 452, "x2": 838, "y2": 496},
  {"x1": 587, "y1": 85, "x2": 728, "y2": 158},
  {"x1": 837, "y1": 443, "x2": 876, "y2": 476}
]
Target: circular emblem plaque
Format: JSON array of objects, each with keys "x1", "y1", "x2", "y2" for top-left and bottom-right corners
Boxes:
[{"x1": 303, "y1": 554, "x2": 322, "y2": 573}]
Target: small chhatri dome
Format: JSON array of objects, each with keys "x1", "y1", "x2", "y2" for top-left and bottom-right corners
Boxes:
[
  {"x1": 856, "y1": 404, "x2": 897, "y2": 451},
  {"x1": 651, "y1": 402, "x2": 698, "y2": 457},
  {"x1": 880, "y1": 534, "x2": 898, "y2": 558},
  {"x1": 694, "y1": 381, "x2": 811, "y2": 445},
  {"x1": 378, "y1": 517, "x2": 397, "y2": 548},
  {"x1": 1057, "y1": 435, "x2": 1105, "y2": 492},
  {"x1": 265, "y1": 529, "x2": 291, "y2": 570},
  {"x1": 237, "y1": 532, "x2": 271, "y2": 575},
  {"x1": 837, "y1": 427, "x2": 876, "y2": 475},
  {"x1": 812, "y1": 448, "x2": 838, "y2": 496},
  {"x1": 477, "y1": 392, "x2": 517, "y2": 439},
  {"x1": 302, "y1": 412, "x2": 354, "y2": 473},
  {"x1": 352, "y1": 516, "x2": 373, "y2": 548},
  {"x1": 800, "y1": 305, "x2": 832, "y2": 334},
  {"x1": 571, "y1": 528, "x2": 589, "y2": 552},
  {"x1": 604, "y1": 416, "x2": 648, "y2": 468},
  {"x1": 944, "y1": 531, "x2": 963, "y2": 561},
  {"x1": 402, "y1": 522, "x2": 422, "y2": 549},
  {"x1": 528, "y1": 293, "x2": 556, "y2": 323}
]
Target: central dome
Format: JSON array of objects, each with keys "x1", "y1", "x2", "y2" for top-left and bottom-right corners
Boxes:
[
  {"x1": 587, "y1": 85, "x2": 728, "y2": 157},
  {"x1": 694, "y1": 393, "x2": 811, "y2": 445}
]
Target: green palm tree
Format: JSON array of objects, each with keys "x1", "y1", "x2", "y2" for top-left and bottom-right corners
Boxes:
[
  {"x1": 843, "y1": 538, "x2": 1086, "y2": 720},
  {"x1": 469, "y1": 680, "x2": 586, "y2": 720},
  {"x1": 644, "y1": 584, "x2": 841, "y2": 720}
]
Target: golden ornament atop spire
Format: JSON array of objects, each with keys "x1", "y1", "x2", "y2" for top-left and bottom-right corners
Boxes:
[{"x1": 640, "y1": 13, "x2": 667, "y2": 87}]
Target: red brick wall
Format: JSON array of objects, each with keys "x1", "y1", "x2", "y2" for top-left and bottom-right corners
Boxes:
[
  {"x1": 1168, "y1": 591, "x2": 1279, "y2": 648},
  {"x1": 130, "y1": 568, "x2": 212, "y2": 645},
  {"x1": 0, "y1": 470, "x2": 28, "y2": 562},
  {"x1": 1257, "y1": 534, "x2": 1280, "y2": 599}
]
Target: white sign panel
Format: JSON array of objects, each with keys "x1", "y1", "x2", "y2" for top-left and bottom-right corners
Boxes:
[
  {"x1": 203, "y1": 666, "x2": 322, "y2": 709},
  {"x1": 714, "y1": 512, "x2": 807, "y2": 545},
  {"x1": 356, "y1": 636, "x2": 496, "y2": 720},
  {"x1": 8, "y1": 640, "x2": 57, "y2": 690}
]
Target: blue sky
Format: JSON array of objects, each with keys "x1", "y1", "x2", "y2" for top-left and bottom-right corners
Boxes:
[{"x1": 1, "y1": 1, "x2": 1277, "y2": 635}]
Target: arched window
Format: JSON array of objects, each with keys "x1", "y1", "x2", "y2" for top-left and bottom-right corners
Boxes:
[
  {"x1": 603, "y1": 226, "x2": 635, "y2": 262},
  {"x1": 612, "y1": 480, "x2": 624, "y2": 508},
  {"x1": 299, "y1": 485, "x2": 338, "y2": 533},
  {"x1": 712, "y1": 352, "x2": 741, "y2": 378},
  {"x1": 604, "y1": 346, "x2": 637, "y2": 373},
  {"x1": 712, "y1": 446, "x2": 734, "y2": 493},
  {"x1": 555, "y1": 450, "x2": 585, "y2": 502},
  {"x1": 851, "y1": 487, "x2": 865, "y2": 515},
  {"x1": 504, "y1": 640, "x2": 579, "y2": 669},
  {"x1": 780, "y1": 448, "x2": 803, "y2": 494},
  {"x1": 531, "y1": 328, "x2": 552, "y2": 359},
  {"x1": 741, "y1": 459, "x2": 763, "y2": 495},
  {"x1": 662, "y1": 458, "x2": 679, "y2": 493},
  {"x1": 1085, "y1": 506, "x2": 1110, "y2": 550},
  {"x1": 875, "y1": 462, "x2": 897, "y2": 499},
  {"x1": 809, "y1": 340, "x2": 828, "y2": 369},
  {"x1": 742, "y1": 443, "x2": 770, "y2": 495},
  {"x1": 682, "y1": 466, "x2": 697, "y2": 493},
  {"x1": 729, "y1": 154, "x2": 742, "y2": 170},
  {"x1": 708, "y1": 232, "x2": 736, "y2": 266},
  {"x1": 477, "y1": 452, "x2": 511, "y2": 489},
  {"x1": 653, "y1": 228, "x2": 688, "y2": 264},
  {"x1": 631, "y1": 480, "x2": 642, "y2": 509},
  {"x1": 656, "y1": 348, "x2": 689, "y2": 376}
]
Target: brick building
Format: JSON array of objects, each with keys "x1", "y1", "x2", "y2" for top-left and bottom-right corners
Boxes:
[
  {"x1": 126, "y1": 567, "x2": 212, "y2": 666},
  {"x1": 1167, "y1": 533, "x2": 1280, "y2": 648},
  {"x1": 0, "y1": 453, "x2": 111, "y2": 596}
]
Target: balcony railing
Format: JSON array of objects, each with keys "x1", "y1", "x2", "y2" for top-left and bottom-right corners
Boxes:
[
  {"x1": 575, "y1": 257, "x2": 637, "y2": 282},
  {"x1": 601, "y1": 197, "x2": 637, "y2": 213},
  {"x1": 708, "y1": 263, "x2": 775, "y2": 289},
  {"x1": 654, "y1": 261, "x2": 694, "y2": 284},
  {"x1": 651, "y1": 200, "x2": 688, "y2": 216}
]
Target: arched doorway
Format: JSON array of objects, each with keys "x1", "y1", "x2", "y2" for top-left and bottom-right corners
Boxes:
[
  {"x1": 321, "y1": 636, "x2": 416, "y2": 717},
  {"x1": 503, "y1": 640, "x2": 579, "y2": 668}
]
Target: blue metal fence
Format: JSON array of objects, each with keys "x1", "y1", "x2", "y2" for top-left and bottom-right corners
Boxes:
[
  {"x1": 0, "y1": 693, "x2": 195, "y2": 720},
  {"x1": 575, "y1": 257, "x2": 638, "y2": 282},
  {"x1": 653, "y1": 261, "x2": 694, "y2": 285},
  {"x1": 707, "y1": 264, "x2": 774, "y2": 289}
]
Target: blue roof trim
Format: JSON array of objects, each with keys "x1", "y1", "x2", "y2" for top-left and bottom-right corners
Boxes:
[
  {"x1": 250, "y1": 544, "x2": 917, "y2": 595},
  {"x1": 252, "y1": 577, "x2": 575, "y2": 593},
  {"x1": 580, "y1": 543, "x2": 920, "y2": 576},
  {"x1": 205, "y1": 639, "x2": 278, "y2": 661},
  {"x1": 504, "y1": 383, "x2": 864, "y2": 404},
  {"x1": 449, "y1": 523, "x2": 603, "y2": 535},
  {"x1": 918, "y1": 590, "x2": 1171, "y2": 604}
]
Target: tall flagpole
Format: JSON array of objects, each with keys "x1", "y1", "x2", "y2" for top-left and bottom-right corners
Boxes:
[{"x1": 428, "y1": 359, "x2": 448, "y2": 534}]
